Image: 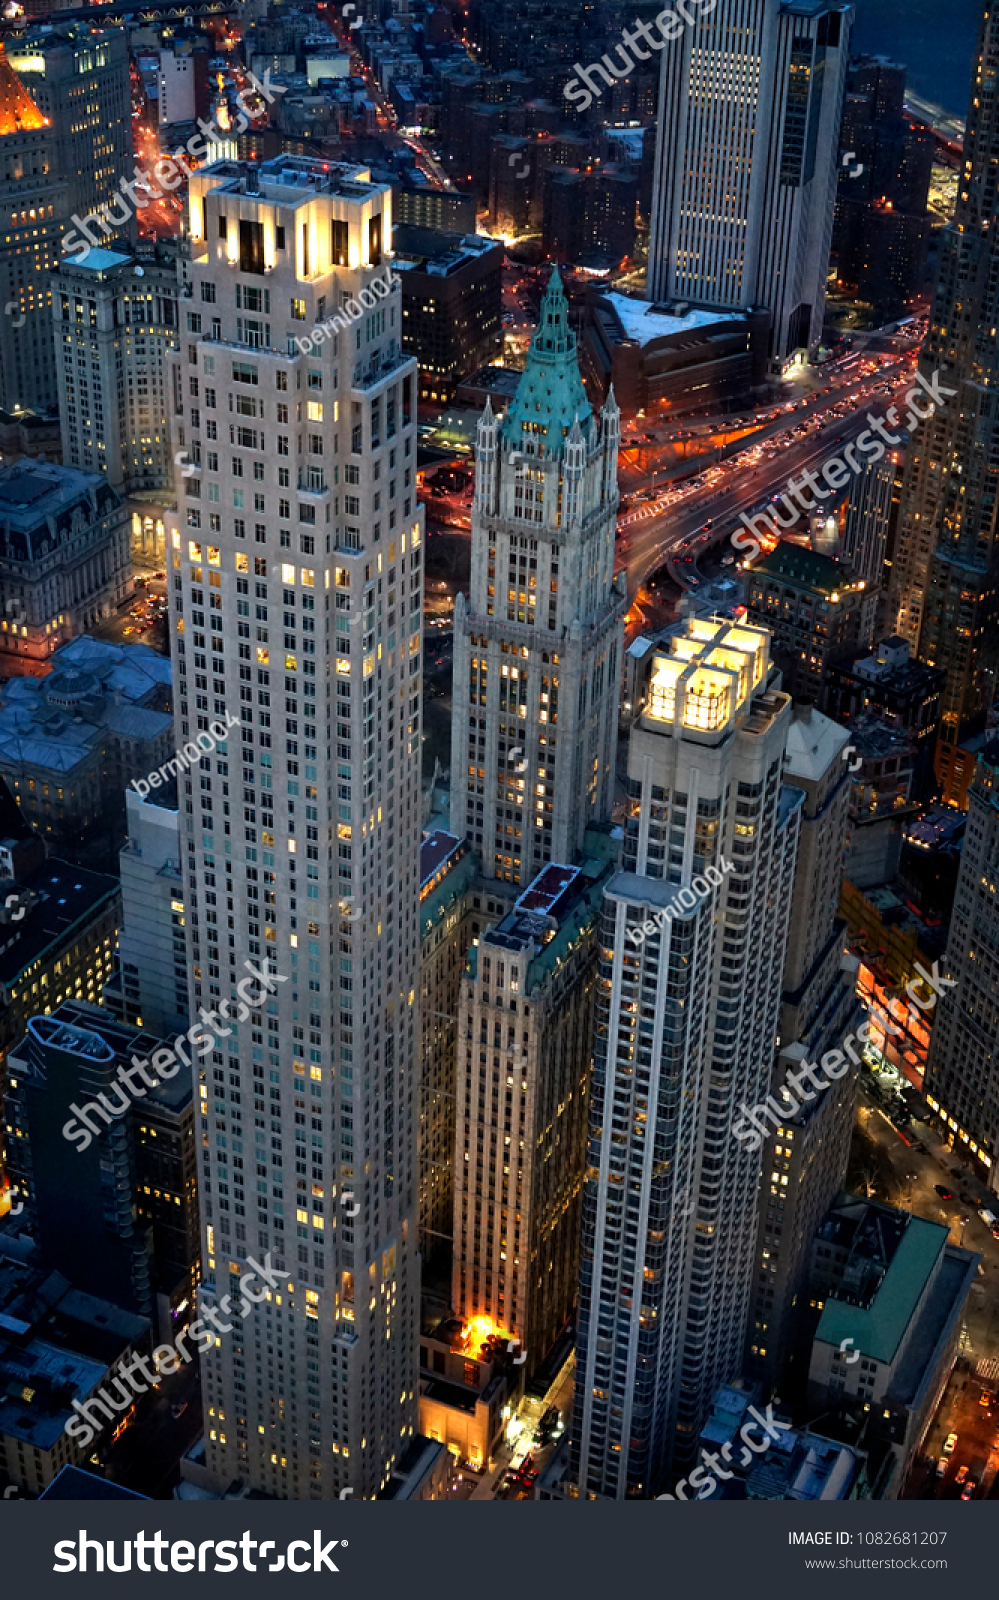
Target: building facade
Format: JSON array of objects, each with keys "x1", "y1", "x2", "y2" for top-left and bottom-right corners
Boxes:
[
  {"x1": 885, "y1": 4, "x2": 999, "y2": 803},
  {"x1": 52, "y1": 244, "x2": 180, "y2": 493},
  {"x1": 169, "y1": 153, "x2": 423, "y2": 1500},
  {"x1": 570, "y1": 618, "x2": 800, "y2": 1497},
  {"x1": 0, "y1": 43, "x2": 68, "y2": 415},
  {"x1": 450, "y1": 267, "x2": 627, "y2": 889},
  {"x1": 108, "y1": 789, "x2": 188, "y2": 1041},
  {"x1": 453, "y1": 854, "x2": 610, "y2": 1375},
  {"x1": 923, "y1": 739, "x2": 999, "y2": 1188},
  {"x1": 647, "y1": 0, "x2": 852, "y2": 370},
  {"x1": 0, "y1": 459, "x2": 132, "y2": 676}
]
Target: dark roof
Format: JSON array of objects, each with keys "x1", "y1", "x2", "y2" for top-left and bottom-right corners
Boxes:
[
  {"x1": 40, "y1": 1465, "x2": 149, "y2": 1500},
  {"x1": 0, "y1": 861, "x2": 119, "y2": 990},
  {"x1": 753, "y1": 540, "x2": 845, "y2": 595}
]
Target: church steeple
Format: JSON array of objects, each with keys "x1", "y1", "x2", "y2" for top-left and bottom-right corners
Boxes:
[{"x1": 502, "y1": 266, "x2": 591, "y2": 460}]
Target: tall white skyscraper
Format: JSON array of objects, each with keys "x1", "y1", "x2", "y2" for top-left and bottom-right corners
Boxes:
[
  {"x1": 166, "y1": 155, "x2": 423, "y2": 1500},
  {"x1": 450, "y1": 268, "x2": 627, "y2": 889},
  {"x1": 570, "y1": 618, "x2": 800, "y2": 1497},
  {"x1": 647, "y1": 0, "x2": 852, "y2": 370}
]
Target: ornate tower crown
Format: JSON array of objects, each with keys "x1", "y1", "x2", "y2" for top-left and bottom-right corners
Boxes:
[{"x1": 502, "y1": 266, "x2": 591, "y2": 460}]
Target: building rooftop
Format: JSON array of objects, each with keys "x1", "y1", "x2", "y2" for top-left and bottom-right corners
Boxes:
[
  {"x1": 0, "y1": 458, "x2": 121, "y2": 556},
  {"x1": 0, "y1": 859, "x2": 118, "y2": 996},
  {"x1": 0, "y1": 40, "x2": 48, "y2": 134},
  {"x1": 597, "y1": 290, "x2": 747, "y2": 348},
  {"x1": 815, "y1": 1202, "x2": 949, "y2": 1364},
  {"x1": 754, "y1": 540, "x2": 855, "y2": 595},
  {"x1": 784, "y1": 705, "x2": 851, "y2": 783},
  {"x1": 0, "y1": 636, "x2": 171, "y2": 778},
  {"x1": 643, "y1": 615, "x2": 772, "y2": 739},
  {"x1": 40, "y1": 1464, "x2": 149, "y2": 1499}
]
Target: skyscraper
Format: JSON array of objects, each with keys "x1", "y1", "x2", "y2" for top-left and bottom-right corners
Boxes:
[
  {"x1": 0, "y1": 43, "x2": 68, "y2": 413},
  {"x1": 570, "y1": 618, "x2": 799, "y2": 1497},
  {"x1": 886, "y1": 3, "x2": 999, "y2": 804},
  {"x1": 923, "y1": 739, "x2": 999, "y2": 1187},
  {"x1": 450, "y1": 267, "x2": 626, "y2": 888},
  {"x1": 51, "y1": 243, "x2": 179, "y2": 492},
  {"x1": 168, "y1": 154, "x2": 423, "y2": 1500},
  {"x1": 647, "y1": 0, "x2": 852, "y2": 370},
  {"x1": 8, "y1": 26, "x2": 133, "y2": 225}
]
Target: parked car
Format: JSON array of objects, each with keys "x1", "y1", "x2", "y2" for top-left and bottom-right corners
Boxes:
[
  {"x1": 936, "y1": 1457, "x2": 948, "y2": 1477},
  {"x1": 962, "y1": 1480, "x2": 977, "y2": 1500}
]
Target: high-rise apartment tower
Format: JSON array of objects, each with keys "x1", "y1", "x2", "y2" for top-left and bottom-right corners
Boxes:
[
  {"x1": 167, "y1": 154, "x2": 423, "y2": 1500},
  {"x1": 570, "y1": 618, "x2": 800, "y2": 1496}
]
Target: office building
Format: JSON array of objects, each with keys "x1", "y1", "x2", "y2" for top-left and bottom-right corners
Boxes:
[
  {"x1": 647, "y1": 0, "x2": 852, "y2": 370},
  {"x1": 832, "y1": 58, "x2": 933, "y2": 315},
  {"x1": 696, "y1": 1383, "x2": 869, "y2": 1499},
  {"x1": 451, "y1": 267, "x2": 627, "y2": 889},
  {"x1": 106, "y1": 789, "x2": 188, "y2": 1041},
  {"x1": 746, "y1": 704, "x2": 859, "y2": 1397},
  {"x1": 0, "y1": 459, "x2": 132, "y2": 677},
  {"x1": 842, "y1": 713, "x2": 917, "y2": 889},
  {"x1": 808, "y1": 1196, "x2": 977, "y2": 1496},
  {"x1": 923, "y1": 740, "x2": 999, "y2": 1186},
  {"x1": 170, "y1": 153, "x2": 423, "y2": 1501},
  {"x1": 0, "y1": 1249, "x2": 149, "y2": 1497},
  {"x1": 395, "y1": 186, "x2": 476, "y2": 234},
  {"x1": 886, "y1": 5, "x2": 999, "y2": 803},
  {"x1": 823, "y1": 635, "x2": 944, "y2": 800},
  {"x1": 0, "y1": 845, "x2": 119, "y2": 1160},
  {"x1": 8, "y1": 26, "x2": 133, "y2": 226},
  {"x1": 745, "y1": 542, "x2": 876, "y2": 706},
  {"x1": 0, "y1": 637, "x2": 172, "y2": 848},
  {"x1": 453, "y1": 853, "x2": 611, "y2": 1375},
  {"x1": 394, "y1": 229, "x2": 502, "y2": 401},
  {"x1": 581, "y1": 290, "x2": 770, "y2": 412},
  {"x1": 570, "y1": 618, "x2": 800, "y2": 1497},
  {"x1": 0, "y1": 43, "x2": 68, "y2": 415},
  {"x1": 840, "y1": 445, "x2": 904, "y2": 595},
  {"x1": 52, "y1": 243, "x2": 180, "y2": 494},
  {"x1": 418, "y1": 830, "x2": 477, "y2": 1274},
  {"x1": 6, "y1": 1012, "x2": 156, "y2": 1316}
]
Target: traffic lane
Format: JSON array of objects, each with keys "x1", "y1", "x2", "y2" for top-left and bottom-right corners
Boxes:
[
  {"x1": 618, "y1": 377, "x2": 922, "y2": 595},
  {"x1": 101, "y1": 1358, "x2": 202, "y2": 1498}
]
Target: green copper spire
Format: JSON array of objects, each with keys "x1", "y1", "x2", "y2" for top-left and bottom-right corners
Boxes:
[{"x1": 502, "y1": 266, "x2": 592, "y2": 456}]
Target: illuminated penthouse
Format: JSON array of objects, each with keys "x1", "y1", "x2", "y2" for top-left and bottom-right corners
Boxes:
[{"x1": 570, "y1": 617, "x2": 803, "y2": 1497}]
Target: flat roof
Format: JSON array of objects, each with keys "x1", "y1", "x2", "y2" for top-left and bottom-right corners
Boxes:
[
  {"x1": 599, "y1": 290, "x2": 746, "y2": 347},
  {"x1": 816, "y1": 1214, "x2": 950, "y2": 1364}
]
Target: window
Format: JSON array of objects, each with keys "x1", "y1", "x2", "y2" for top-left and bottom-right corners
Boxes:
[
  {"x1": 232, "y1": 362, "x2": 258, "y2": 386},
  {"x1": 201, "y1": 282, "x2": 217, "y2": 303},
  {"x1": 368, "y1": 215, "x2": 382, "y2": 266},
  {"x1": 291, "y1": 299, "x2": 307, "y2": 321},
  {"x1": 276, "y1": 225, "x2": 286, "y2": 250},
  {"x1": 239, "y1": 218, "x2": 264, "y2": 274},
  {"x1": 331, "y1": 219, "x2": 349, "y2": 266}
]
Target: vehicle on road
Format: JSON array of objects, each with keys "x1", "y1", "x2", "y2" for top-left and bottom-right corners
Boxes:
[
  {"x1": 943, "y1": 1432, "x2": 958, "y2": 1454},
  {"x1": 936, "y1": 1457, "x2": 948, "y2": 1477},
  {"x1": 934, "y1": 1186, "x2": 953, "y2": 1199},
  {"x1": 171, "y1": 1402, "x2": 188, "y2": 1419},
  {"x1": 962, "y1": 1479, "x2": 977, "y2": 1500},
  {"x1": 955, "y1": 1465, "x2": 969, "y2": 1484}
]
